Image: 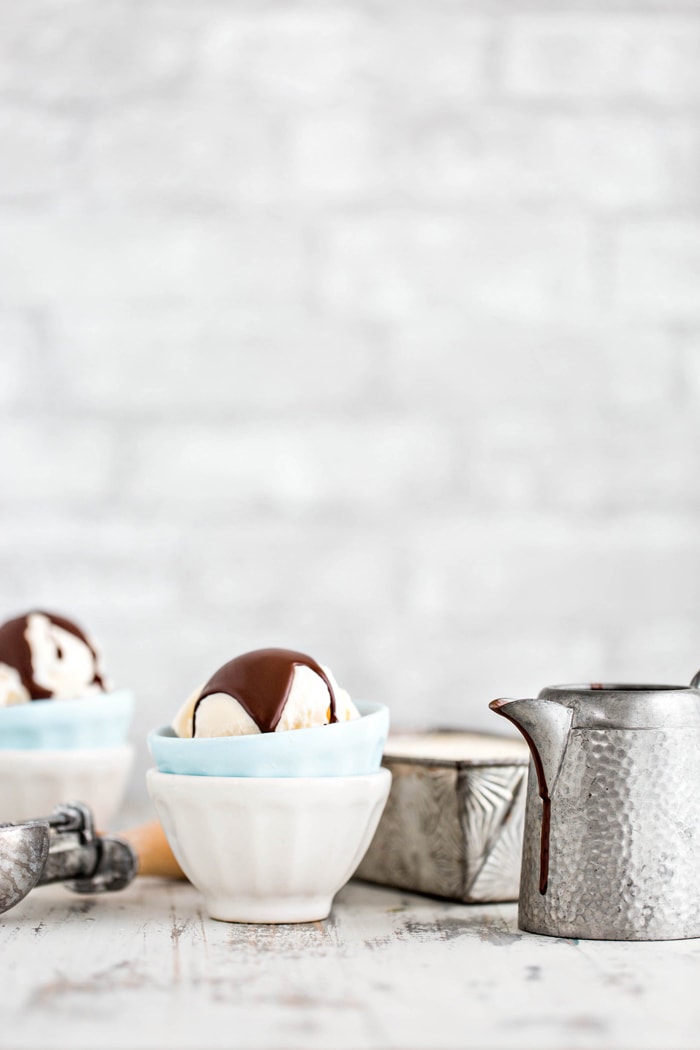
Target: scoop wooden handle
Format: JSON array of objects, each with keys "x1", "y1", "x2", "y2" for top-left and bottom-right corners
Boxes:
[{"x1": 118, "y1": 821, "x2": 187, "y2": 880}]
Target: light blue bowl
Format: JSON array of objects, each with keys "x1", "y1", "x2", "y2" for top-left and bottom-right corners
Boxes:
[
  {"x1": 148, "y1": 701, "x2": 389, "y2": 778},
  {"x1": 0, "y1": 689, "x2": 134, "y2": 750}
]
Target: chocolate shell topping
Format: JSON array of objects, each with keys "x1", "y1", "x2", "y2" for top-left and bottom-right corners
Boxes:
[
  {"x1": 193, "y1": 648, "x2": 338, "y2": 735},
  {"x1": 0, "y1": 610, "x2": 105, "y2": 699}
]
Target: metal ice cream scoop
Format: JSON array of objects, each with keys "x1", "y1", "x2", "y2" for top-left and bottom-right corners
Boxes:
[{"x1": 0, "y1": 801, "x2": 137, "y2": 915}]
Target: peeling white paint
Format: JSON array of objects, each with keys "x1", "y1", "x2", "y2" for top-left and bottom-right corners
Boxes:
[{"x1": 2, "y1": 879, "x2": 699, "y2": 1049}]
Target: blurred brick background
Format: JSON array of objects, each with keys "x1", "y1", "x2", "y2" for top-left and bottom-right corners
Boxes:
[{"x1": 1, "y1": 0, "x2": 700, "y2": 802}]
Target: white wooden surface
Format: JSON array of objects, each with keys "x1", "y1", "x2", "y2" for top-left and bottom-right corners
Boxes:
[{"x1": 2, "y1": 878, "x2": 700, "y2": 1050}]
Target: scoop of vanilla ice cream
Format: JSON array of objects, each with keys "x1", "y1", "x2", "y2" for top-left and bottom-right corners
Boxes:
[
  {"x1": 25, "y1": 613, "x2": 105, "y2": 700},
  {"x1": 172, "y1": 663, "x2": 359, "y2": 739},
  {"x1": 0, "y1": 610, "x2": 108, "y2": 705},
  {"x1": 172, "y1": 686, "x2": 202, "y2": 738},
  {"x1": 0, "y1": 665, "x2": 30, "y2": 707}
]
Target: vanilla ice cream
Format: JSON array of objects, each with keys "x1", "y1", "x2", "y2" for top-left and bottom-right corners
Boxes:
[
  {"x1": 0, "y1": 611, "x2": 108, "y2": 706},
  {"x1": 173, "y1": 648, "x2": 360, "y2": 739}
]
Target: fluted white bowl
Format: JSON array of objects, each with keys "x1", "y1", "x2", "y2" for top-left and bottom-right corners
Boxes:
[
  {"x1": 0, "y1": 745, "x2": 134, "y2": 826},
  {"x1": 147, "y1": 768, "x2": 392, "y2": 923}
]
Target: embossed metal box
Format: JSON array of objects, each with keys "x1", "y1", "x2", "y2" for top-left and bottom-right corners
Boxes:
[{"x1": 356, "y1": 732, "x2": 529, "y2": 903}]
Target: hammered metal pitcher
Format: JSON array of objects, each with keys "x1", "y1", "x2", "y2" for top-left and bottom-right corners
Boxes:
[{"x1": 490, "y1": 675, "x2": 700, "y2": 941}]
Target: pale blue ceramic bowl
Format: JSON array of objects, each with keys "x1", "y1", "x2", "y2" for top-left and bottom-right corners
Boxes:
[
  {"x1": 0, "y1": 689, "x2": 134, "y2": 750},
  {"x1": 148, "y1": 701, "x2": 389, "y2": 778}
]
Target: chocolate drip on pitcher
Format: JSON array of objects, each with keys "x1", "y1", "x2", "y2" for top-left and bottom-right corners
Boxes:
[
  {"x1": 491, "y1": 703, "x2": 552, "y2": 895},
  {"x1": 192, "y1": 648, "x2": 338, "y2": 735}
]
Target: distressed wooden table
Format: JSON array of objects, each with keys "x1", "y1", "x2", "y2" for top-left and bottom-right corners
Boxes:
[{"x1": 2, "y1": 877, "x2": 700, "y2": 1050}]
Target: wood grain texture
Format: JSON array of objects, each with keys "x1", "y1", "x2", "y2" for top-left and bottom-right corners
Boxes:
[{"x1": 2, "y1": 878, "x2": 700, "y2": 1049}]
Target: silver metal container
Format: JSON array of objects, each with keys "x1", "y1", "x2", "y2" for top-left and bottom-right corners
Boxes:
[
  {"x1": 491, "y1": 676, "x2": 700, "y2": 941},
  {"x1": 356, "y1": 732, "x2": 529, "y2": 903}
]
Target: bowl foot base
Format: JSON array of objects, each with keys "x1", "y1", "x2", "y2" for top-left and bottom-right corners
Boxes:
[{"x1": 205, "y1": 894, "x2": 333, "y2": 924}]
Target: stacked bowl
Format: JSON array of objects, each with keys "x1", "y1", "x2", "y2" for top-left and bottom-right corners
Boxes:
[
  {"x1": 0, "y1": 691, "x2": 134, "y2": 825},
  {"x1": 148, "y1": 695, "x2": 391, "y2": 923},
  {"x1": 0, "y1": 610, "x2": 134, "y2": 826}
]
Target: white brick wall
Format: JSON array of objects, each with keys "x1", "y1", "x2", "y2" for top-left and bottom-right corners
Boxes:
[
  {"x1": 614, "y1": 221, "x2": 700, "y2": 321},
  {"x1": 500, "y1": 16, "x2": 700, "y2": 102},
  {"x1": 0, "y1": 0, "x2": 699, "y2": 807}
]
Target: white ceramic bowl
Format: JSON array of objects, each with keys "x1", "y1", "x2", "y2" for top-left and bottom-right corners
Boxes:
[
  {"x1": 147, "y1": 767, "x2": 392, "y2": 923},
  {"x1": 0, "y1": 745, "x2": 134, "y2": 826}
]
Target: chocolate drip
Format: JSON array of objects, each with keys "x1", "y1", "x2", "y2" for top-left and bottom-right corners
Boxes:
[
  {"x1": 46, "y1": 612, "x2": 106, "y2": 691},
  {"x1": 0, "y1": 615, "x2": 48, "y2": 699},
  {"x1": 193, "y1": 648, "x2": 338, "y2": 735},
  {"x1": 0, "y1": 610, "x2": 105, "y2": 699},
  {"x1": 493, "y1": 705, "x2": 552, "y2": 895}
]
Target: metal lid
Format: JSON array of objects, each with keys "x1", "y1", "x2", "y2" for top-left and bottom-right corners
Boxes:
[{"x1": 537, "y1": 683, "x2": 700, "y2": 729}]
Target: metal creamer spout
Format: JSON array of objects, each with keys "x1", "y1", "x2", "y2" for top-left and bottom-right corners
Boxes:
[{"x1": 489, "y1": 697, "x2": 573, "y2": 893}]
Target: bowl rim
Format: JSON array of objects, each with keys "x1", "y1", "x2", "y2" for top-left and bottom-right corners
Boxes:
[
  {"x1": 0, "y1": 688, "x2": 134, "y2": 723},
  {"x1": 146, "y1": 766, "x2": 392, "y2": 788},
  {"x1": 148, "y1": 699, "x2": 388, "y2": 749}
]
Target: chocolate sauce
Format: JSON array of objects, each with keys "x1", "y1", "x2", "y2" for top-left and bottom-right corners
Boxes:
[
  {"x1": 493, "y1": 704, "x2": 552, "y2": 895},
  {"x1": 0, "y1": 615, "x2": 46, "y2": 699},
  {"x1": 193, "y1": 648, "x2": 338, "y2": 735},
  {"x1": 47, "y1": 612, "x2": 106, "y2": 691},
  {"x1": 0, "y1": 610, "x2": 105, "y2": 699}
]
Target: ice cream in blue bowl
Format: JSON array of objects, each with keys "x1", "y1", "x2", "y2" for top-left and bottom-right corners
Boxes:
[
  {"x1": 149, "y1": 701, "x2": 388, "y2": 777},
  {"x1": 0, "y1": 610, "x2": 134, "y2": 823},
  {"x1": 148, "y1": 649, "x2": 389, "y2": 777}
]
